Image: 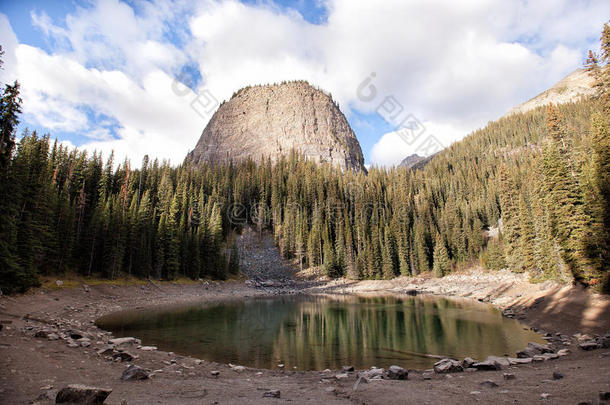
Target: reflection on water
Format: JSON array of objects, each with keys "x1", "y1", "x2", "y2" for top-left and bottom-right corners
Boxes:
[{"x1": 95, "y1": 294, "x2": 543, "y2": 370}]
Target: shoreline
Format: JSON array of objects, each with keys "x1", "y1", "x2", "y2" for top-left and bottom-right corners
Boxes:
[{"x1": 1, "y1": 270, "x2": 609, "y2": 404}]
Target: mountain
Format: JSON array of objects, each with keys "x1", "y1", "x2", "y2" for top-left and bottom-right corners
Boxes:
[
  {"x1": 398, "y1": 153, "x2": 435, "y2": 170},
  {"x1": 186, "y1": 81, "x2": 365, "y2": 171},
  {"x1": 505, "y1": 68, "x2": 596, "y2": 117}
]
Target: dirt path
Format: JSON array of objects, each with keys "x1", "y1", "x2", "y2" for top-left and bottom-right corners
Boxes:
[{"x1": 0, "y1": 271, "x2": 609, "y2": 405}]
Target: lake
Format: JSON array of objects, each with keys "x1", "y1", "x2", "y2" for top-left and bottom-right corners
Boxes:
[{"x1": 95, "y1": 294, "x2": 543, "y2": 370}]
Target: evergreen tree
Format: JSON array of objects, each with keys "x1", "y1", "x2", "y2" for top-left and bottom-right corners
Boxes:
[{"x1": 433, "y1": 233, "x2": 450, "y2": 278}]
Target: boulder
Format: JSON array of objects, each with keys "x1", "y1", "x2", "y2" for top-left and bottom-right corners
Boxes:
[
  {"x1": 34, "y1": 329, "x2": 52, "y2": 338},
  {"x1": 433, "y1": 359, "x2": 463, "y2": 374},
  {"x1": 139, "y1": 346, "x2": 157, "y2": 351},
  {"x1": 263, "y1": 390, "x2": 280, "y2": 398},
  {"x1": 97, "y1": 346, "x2": 115, "y2": 356},
  {"x1": 578, "y1": 342, "x2": 598, "y2": 351},
  {"x1": 358, "y1": 367, "x2": 384, "y2": 380},
  {"x1": 473, "y1": 359, "x2": 502, "y2": 371},
  {"x1": 508, "y1": 357, "x2": 533, "y2": 365},
  {"x1": 120, "y1": 365, "x2": 149, "y2": 381},
  {"x1": 229, "y1": 364, "x2": 246, "y2": 373},
  {"x1": 596, "y1": 335, "x2": 610, "y2": 349},
  {"x1": 387, "y1": 366, "x2": 408, "y2": 380},
  {"x1": 55, "y1": 384, "x2": 112, "y2": 404},
  {"x1": 600, "y1": 392, "x2": 610, "y2": 400},
  {"x1": 341, "y1": 365, "x2": 354, "y2": 372},
  {"x1": 334, "y1": 373, "x2": 349, "y2": 380},
  {"x1": 486, "y1": 356, "x2": 511, "y2": 367},
  {"x1": 479, "y1": 380, "x2": 499, "y2": 389},
  {"x1": 112, "y1": 351, "x2": 134, "y2": 362},
  {"x1": 461, "y1": 357, "x2": 476, "y2": 369},
  {"x1": 109, "y1": 337, "x2": 136, "y2": 346}
]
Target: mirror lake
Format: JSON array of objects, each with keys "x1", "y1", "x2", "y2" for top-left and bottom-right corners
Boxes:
[{"x1": 95, "y1": 294, "x2": 544, "y2": 370}]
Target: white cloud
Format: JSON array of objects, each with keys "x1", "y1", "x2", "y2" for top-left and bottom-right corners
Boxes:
[
  {"x1": 370, "y1": 121, "x2": 467, "y2": 167},
  {"x1": 1, "y1": 0, "x2": 608, "y2": 167}
]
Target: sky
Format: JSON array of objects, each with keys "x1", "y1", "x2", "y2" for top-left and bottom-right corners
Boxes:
[{"x1": 0, "y1": 0, "x2": 608, "y2": 167}]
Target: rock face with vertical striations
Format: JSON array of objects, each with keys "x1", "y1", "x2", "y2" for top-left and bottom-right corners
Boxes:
[{"x1": 186, "y1": 81, "x2": 365, "y2": 171}]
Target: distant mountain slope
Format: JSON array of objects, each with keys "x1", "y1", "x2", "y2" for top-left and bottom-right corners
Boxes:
[
  {"x1": 398, "y1": 153, "x2": 435, "y2": 170},
  {"x1": 505, "y1": 69, "x2": 596, "y2": 117}
]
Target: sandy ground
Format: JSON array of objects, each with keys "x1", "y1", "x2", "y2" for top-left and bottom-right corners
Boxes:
[{"x1": 1, "y1": 270, "x2": 609, "y2": 405}]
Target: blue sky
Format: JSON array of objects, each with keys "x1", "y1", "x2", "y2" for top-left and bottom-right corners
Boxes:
[{"x1": 0, "y1": 0, "x2": 607, "y2": 167}]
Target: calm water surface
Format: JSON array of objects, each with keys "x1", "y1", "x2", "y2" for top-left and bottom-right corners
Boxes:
[{"x1": 96, "y1": 294, "x2": 543, "y2": 370}]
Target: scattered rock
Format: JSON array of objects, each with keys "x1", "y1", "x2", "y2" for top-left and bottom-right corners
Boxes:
[
  {"x1": 334, "y1": 373, "x2": 349, "y2": 380},
  {"x1": 36, "y1": 389, "x2": 58, "y2": 402},
  {"x1": 211, "y1": 371, "x2": 220, "y2": 377},
  {"x1": 262, "y1": 390, "x2": 280, "y2": 398},
  {"x1": 473, "y1": 359, "x2": 502, "y2": 371},
  {"x1": 503, "y1": 373, "x2": 516, "y2": 380},
  {"x1": 120, "y1": 365, "x2": 149, "y2": 381},
  {"x1": 508, "y1": 357, "x2": 533, "y2": 365},
  {"x1": 55, "y1": 384, "x2": 112, "y2": 404},
  {"x1": 138, "y1": 346, "x2": 157, "y2": 351},
  {"x1": 47, "y1": 333, "x2": 60, "y2": 341},
  {"x1": 470, "y1": 391, "x2": 481, "y2": 395},
  {"x1": 596, "y1": 335, "x2": 610, "y2": 349},
  {"x1": 358, "y1": 367, "x2": 384, "y2": 381},
  {"x1": 517, "y1": 342, "x2": 554, "y2": 358},
  {"x1": 552, "y1": 371, "x2": 564, "y2": 380},
  {"x1": 479, "y1": 380, "x2": 499, "y2": 389},
  {"x1": 422, "y1": 372, "x2": 433, "y2": 380},
  {"x1": 97, "y1": 346, "x2": 115, "y2": 356},
  {"x1": 78, "y1": 338, "x2": 92, "y2": 348},
  {"x1": 433, "y1": 359, "x2": 463, "y2": 373},
  {"x1": 461, "y1": 357, "x2": 476, "y2": 369},
  {"x1": 557, "y1": 349, "x2": 570, "y2": 357},
  {"x1": 112, "y1": 352, "x2": 134, "y2": 362},
  {"x1": 109, "y1": 337, "x2": 136, "y2": 346},
  {"x1": 229, "y1": 364, "x2": 246, "y2": 373},
  {"x1": 34, "y1": 330, "x2": 52, "y2": 338},
  {"x1": 578, "y1": 342, "x2": 598, "y2": 351},
  {"x1": 541, "y1": 393, "x2": 551, "y2": 400},
  {"x1": 387, "y1": 366, "x2": 408, "y2": 380}
]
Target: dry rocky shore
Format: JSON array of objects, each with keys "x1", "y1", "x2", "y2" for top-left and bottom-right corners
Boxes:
[{"x1": 1, "y1": 270, "x2": 609, "y2": 404}]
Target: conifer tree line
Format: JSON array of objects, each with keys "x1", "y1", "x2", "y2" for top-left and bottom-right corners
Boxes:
[{"x1": 0, "y1": 25, "x2": 608, "y2": 293}]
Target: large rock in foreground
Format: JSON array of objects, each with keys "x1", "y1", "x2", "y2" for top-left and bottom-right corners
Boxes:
[
  {"x1": 55, "y1": 384, "x2": 112, "y2": 404},
  {"x1": 187, "y1": 81, "x2": 365, "y2": 171}
]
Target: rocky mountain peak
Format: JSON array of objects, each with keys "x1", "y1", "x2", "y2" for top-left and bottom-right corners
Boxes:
[{"x1": 186, "y1": 81, "x2": 365, "y2": 171}]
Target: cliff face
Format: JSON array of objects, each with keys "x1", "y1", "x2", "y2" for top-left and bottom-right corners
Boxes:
[{"x1": 186, "y1": 81, "x2": 365, "y2": 171}]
